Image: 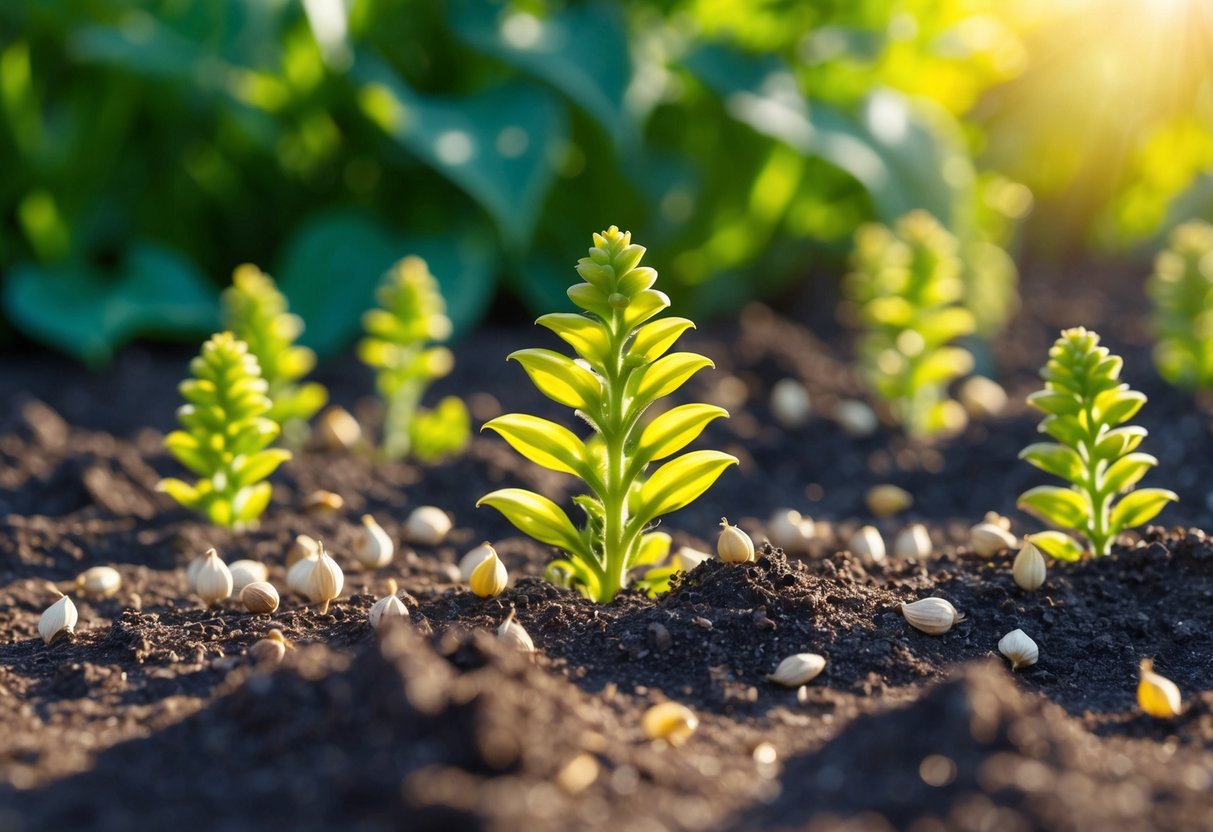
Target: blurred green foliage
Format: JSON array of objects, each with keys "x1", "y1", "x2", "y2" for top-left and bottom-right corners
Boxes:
[
  {"x1": 0, "y1": 0, "x2": 1206, "y2": 363},
  {"x1": 1147, "y1": 220, "x2": 1213, "y2": 391}
]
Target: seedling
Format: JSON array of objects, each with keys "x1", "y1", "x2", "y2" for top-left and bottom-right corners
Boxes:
[
  {"x1": 478, "y1": 226, "x2": 737, "y2": 602},
  {"x1": 157, "y1": 332, "x2": 291, "y2": 528},
  {"x1": 1147, "y1": 220, "x2": 1213, "y2": 391},
  {"x1": 221, "y1": 264, "x2": 328, "y2": 445},
  {"x1": 844, "y1": 211, "x2": 975, "y2": 437},
  {"x1": 1018, "y1": 327, "x2": 1176, "y2": 559},
  {"x1": 358, "y1": 256, "x2": 470, "y2": 461}
]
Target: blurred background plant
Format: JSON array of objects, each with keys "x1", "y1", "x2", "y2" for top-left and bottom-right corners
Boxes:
[{"x1": 0, "y1": 0, "x2": 1209, "y2": 364}]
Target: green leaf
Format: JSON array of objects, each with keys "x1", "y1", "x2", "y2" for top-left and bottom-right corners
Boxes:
[
  {"x1": 156, "y1": 478, "x2": 201, "y2": 510},
  {"x1": 1094, "y1": 387, "x2": 1146, "y2": 426},
  {"x1": 536, "y1": 313, "x2": 610, "y2": 367},
  {"x1": 164, "y1": 431, "x2": 212, "y2": 477},
  {"x1": 630, "y1": 352, "x2": 714, "y2": 407},
  {"x1": 908, "y1": 346, "x2": 973, "y2": 388},
  {"x1": 916, "y1": 307, "x2": 975, "y2": 347},
  {"x1": 1018, "y1": 485, "x2": 1090, "y2": 530},
  {"x1": 483, "y1": 414, "x2": 592, "y2": 478},
  {"x1": 508, "y1": 348, "x2": 602, "y2": 411},
  {"x1": 1018, "y1": 442, "x2": 1085, "y2": 483},
  {"x1": 1027, "y1": 390, "x2": 1082, "y2": 417},
  {"x1": 1100, "y1": 452, "x2": 1158, "y2": 495},
  {"x1": 622, "y1": 290, "x2": 671, "y2": 329},
  {"x1": 628, "y1": 317, "x2": 696, "y2": 365},
  {"x1": 636, "y1": 404, "x2": 729, "y2": 462},
  {"x1": 233, "y1": 482, "x2": 274, "y2": 524},
  {"x1": 231, "y1": 449, "x2": 292, "y2": 490},
  {"x1": 410, "y1": 396, "x2": 472, "y2": 462},
  {"x1": 634, "y1": 450, "x2": 737, "y2": 525},
  {"x1": 1041, "y1": 414, "x2": 1087, "y2": 448},
  {"x1": 1110, "y1": 488, "x2": 1177, "y2": 530},
  {"x1": 478, "y1": 488, "x2": 589, "y2": 558},
  {"x1": 632, "y1": 532, "x2": 673, "y2": 568},
  {"x1": 1028, "y1": 531, "x2": 1085, "y2": 562},
  {"x1": 1094, "y1": 426, "x2": 1147, "y2": 459}
]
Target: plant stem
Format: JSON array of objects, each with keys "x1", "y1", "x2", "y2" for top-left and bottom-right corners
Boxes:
[{"x1": 600, "y1": 309, "x2": 629, "y2": 600}]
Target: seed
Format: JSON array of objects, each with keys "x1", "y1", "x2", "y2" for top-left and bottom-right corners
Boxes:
[
  {"x1": 353, "y1": 514, "x2": 394, "y2": 570},
  {"x1": 836, "y1": 399, "x2": 878, "y2": 438},
  {"x1": 1137, "y1": 659, "x2": 1182, "y2": 718},
  {"x1": 998, "y1": 629, "x2": 1038, "y2": 670},
  {"x1": 459, "y1": 542, "x2": 497, "y2": 583},
  {"x1": 369, "y1": 592, "x2": 408, "y2": 630},
  {"x1": 315, "y1": 405, "x2": 362, "y2": 451},
  {"x1": 305, "y1": 543, "x2": 344, "y2": 613},
  {"x1": 770, "y1": 378, "x2": 812, "y2": 429},
  {"x1": 901, "y1": 597, "x2": 962, "y2": 636},
  {"x1": 555, "y1": 753, "x2": 599, "y2": 795},
  {"x1": 76, "y1": 566, "x2": 121, "y2": 599},
  {"x1": 286, "y1": 552, "x2": 319, "y2": 595},
  {"x1": 250, "y1": 628, "x2": 290, "y2": 665},
  {"x1": 970, "y1": 522, "x2": 1018, "y2": 557},
  {"x1": 958, "y1": 376, "x2": 1008, "y2": 419},
  {"x1": 195, "y1": 548, "x2": 233, "y2": 607},
  {"x1": 867, "y1": 484, "x2": 912, "y2": 517},
  {"x1": 406, "y1": 506, "x2": 452, "y2": 546},
  {"x1": 497, "y1": 608, "x2": 535, "y2": 652},
  {"x1": 767, "y1": 509, "x2": 814, "y2": 554},
  {"x1": 1013, "y1": 540, "x2": 1046, "y2": 591},
  {"x1": 286, "y1": 534, "x2": 319, "y2": 568},
  {"x1": 674, "y1": 546, "x2": 711, "y2": 572},
  {"x1": 38, "y1": 594, "x2": 78, "y2": 645},
  {"x1": 303, "y1": 489, "x2": 344, "y2": 514},
  {"x1": 469, "y1": 550, "x2": 508, "y2": 598},
  {"x1": 767, "y1": 653, "x2": 826, "y2": 687},
  {"x1": 892, "y1": 523, "x2": 932, "y2": 559},
  {"x1": 240, "y1": 581, "x2": 280, "y2": 614},
  {"x1": 642, "y1": 701, "x2": 698, "y2": 746},
  {"x1": 229, "y1": 560, "x2": 269, "y2": 592},
  {"x1": 717, "y1": 518, "x2": 755, "y2": 564},
  {"x1": 849, "y1": 525, "x2": 886, "y2": 564}
]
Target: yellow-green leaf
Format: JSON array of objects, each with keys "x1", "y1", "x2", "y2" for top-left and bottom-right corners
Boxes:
[
  {"x1": 1018, "y1": 485, "x2": 1089, "y2": 529},
  {"x1": 628, "y1": 317, "x2": 695, "y2": 364},
  {"x1": 622, "y1": 289, "x2": 670, "y2": 329},
  {"x1": 630, "y1": 352, "x2": 713, "y2": 406},
  {"x1": 636, "y1": 403, "x2": 728, "y2": 462},
  {"x1": 1028, "y1": 531, "x2": 1085, "y2": 562},
  {"x1": 1110, "y1": 488, "x2": 1177, "y2": 530},
  {"x1": 536, "y1": 313, "x2": 610, "y2": 367},
  {"x1": 478, "y1": 488, "x2": 589, "y2": 558},
  {"x1": 483, "y1": 413, "x2": 592, "y2": 478},
  {"x1": 634, "y1": 450, "x2": 737, "y2": 524},
  {"x1": 508, "y1": 348, "x2": 602, "y2": 410}
]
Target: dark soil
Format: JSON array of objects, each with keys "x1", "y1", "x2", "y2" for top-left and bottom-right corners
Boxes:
[{"x1": 2, "y1": 260, "x2": 1212, "y2": 831}]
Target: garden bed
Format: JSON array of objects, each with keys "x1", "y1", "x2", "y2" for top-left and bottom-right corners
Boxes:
[{"x1": 1, "y1": 261, "x2": 1211, "y2": 831}]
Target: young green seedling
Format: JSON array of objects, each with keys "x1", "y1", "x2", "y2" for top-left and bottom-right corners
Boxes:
[
  {"x1": 1018, "y1": 327, "x2": 1176, "y2": 559},
  {"x1": 358, "y1": 256, "x2": 470, "y2": 461},
  {"x1": 221, "y1": 264, "x2": 328, "y2": 445},
  {"x1": 844, "y1": 210, "x2": 974, "y2": 438},
  {"x1": 1147, "y1": 220, "x2": 1213, "y2": 391},
  {"x1": 478, "y1": 226, "x2": 737, "y2": 602},
  {"x1": 158, "y1": 332, "x2": 291, "y2": 528}
]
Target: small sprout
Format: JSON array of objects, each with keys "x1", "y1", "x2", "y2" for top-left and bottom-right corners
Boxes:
[
  {"x1": 767, "y1": 653, "x2": 826, "y2": 687},
  {"x1": 1012, "y1": 539, "x2": 1047, "y2": 592},
  {"x1": 286, "y1": 533, "x2": 319, "y2": 568},
  {"x1": 459, "y1": 542, "x2": 497, "y2": 583},
  {"x1": 674, "y1": 546, "x2": 711, "y2": 572},
  {"x1": 1147, "y1": 220, "x2": 1213, "y2": 391},
  {"x1": 835, "y1": 399, "x2": 879, "y2": 438},
  {"x1": 369, "y1": 580, "x2": 408, "y2": 630},
  {"x1": 766, "y1": 508, "x2": 815, "y2": 554},
  {"x1": 717, "y1": 518, "x2": 755, "y2": 564},
  {"x1": 970, "y1": 521, "x2": 1018, "y2": 557},
  {"x1": 39, "y1": 594, "x2": 78, "y2": 645},
  {"x1": 241, "y1": 581, "x2": 280, "y2": 614},
  {"x1": 844, "y1": 212, "x2": 975, "y2": 438},
  {"x1": 305, "y1": 543, "x2": 344, "y2": 614},
  {"x1": 1019, "y1": 327, "x2": 1177, "y2": 559},
  {"x1": 866, "y1": 484, "x2": 912, "y2": 517},
  {"x1": 195, "y1": 548, "x2": 233, "y2": 607},
  {"x1": 469, "y1": 549, "x2": 508, "y2": 598},
  {"x1": 353, "y1": 514, "x2": 394, "y2": 570},
  {"x1": 998, "y1": 629, "x2": 1038, "y2": 670},
  {"x1": 958, "y1": 376, "x2": 1008, "y2": 419},
  {"x1": 901, "y1": 597, "x2": 962, "y2": 636},
  {"x1": 358, "y1": 256, "x2": 469, "y2": 461},
  {"x1": 250, "y1": 628, "x2": 291, "y2": 664},
  {"x1": 849, "y1": 525, "x2": 886, "y2": 564},
  {"x1": 642, "y1": 701, "x2": 698, "y2": 746},
  {"x1": 478, "y1": 227, "x2": 736, "y2": 602},
  {"x1": 405, "y1": 506, "x2": 452, "y2": 546},
  {"x1": 76, "y1": 566, "x2": 121, "y2": 599},
  {"x1": 229, "y1": 560, "x2": 269, "y2": 592},
  {"x1": 304, "y1": 489, "x2": 344, "y2": 515},
  {"x1": 497, "y1": 608, "x2": 535, "y2": 652},
  {"x1": 286, "y1": 551, "x2": 320, "y2": 595},
  {"x1": 314, "y1": 405, "x2": 362, "y2": 451},
  {"x1": 892, "y1": 523, "x2": 932, "y2": 559},
  {"x1": 1137, "y1": 659, "x2": 1182, "y2": 719},
  {"x1": 769, "y1": 378, "x2": 812, "y2": 429}
]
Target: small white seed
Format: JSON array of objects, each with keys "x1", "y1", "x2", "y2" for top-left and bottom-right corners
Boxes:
[
  {"x1": 303, "y1": 489, "x2": 344, "y2": 514},
  {"x1": 195, "y1": 548, "x2": 233, "y2": 607},
  {"x1": 849, "y1": 525, "x2": 886, "y2": 564},
  {"x1": 469, "y1": 550, "x2": 508, "y2": 597},
  {"x1": 717, "y1": 518, "x2": 755, "y2": 564},
  {"x1": 958, "y1": 376, "x2": 1008, "y2": 419},
  {"x1": 241, "y1": 581, "x2": 280, "y2": 614},
  {"x1": 286, "y1": 552, "x2": 319, "y2": 595},
  {"x1": 229, "y1": 560, "x2": 269, "y2": 592},
  {"x1": 186, "y1": 556, "x2": 205, "y2": 592},
  {"x1": 286, "y1": 534, "x2": 320, "y2": 568},
  {"x1": 1012, "y1": 540, "x2": 1047, "y2": 591},
  {"x1": 406, "y1": 506, "x2": 452, "y2": 546},
  {"x1": 39, "y1": 594, "x2": 78, "y2": 645},
  {"x1": 836, "y1": 399, "x2": 878, "y2": 438},
  {"x1": 674, "y1": 547, "x2": 711, "y2": 572},
  {"x1": 315, "y1": 405, "x2": 362, "y2": 451},
  {"x1": 892, "y1": 523, "x2": 932, "y2": 559},
  {"x1": 641, "y1": 701, "x2": 698, "y2": 745},
  {"x1": 459, "y1": 542, "x2": 497, "y2": 583},
  {"x1": 901, "y1": 597, "x2": 962, "y2": 635},
  {"x1": 76, "y1": 566, "x2": 121, "y2": 599},
  {"x1": 767, "y1": 509, "x2": 814, "y2": 554},
  {"x1": 866, "y1": 484, "x2": 912, "y2": 517},
  {"x1": 770, "y1": 378, "x2": 812, "y2": 429},
  {"x1": 369, "y1": 593, "x2": 408, "y2": 630},
  {"x1": 497, "y1": 609, "x2": 535, "y2": 652},
  {"x1": 305, "y1": 544, "x2": 344, "y2": 613},
  {"x1": 767, "y1": 653, "x2": 826, "y2": 687},
  {"x1": 353, "y1": 514, "x2": 394, "y2": 570},
  {"x1": 250, "y1": 628, "x2": 290, "y2": 665},
  {"x1": 970, "y1": 522, "x2": 1018, "y2": 557},
  {"x1": 998, "y1": 629, "x2": 1038, "y2": 670}
]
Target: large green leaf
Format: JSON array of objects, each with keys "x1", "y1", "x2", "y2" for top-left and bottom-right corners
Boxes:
[
  {"x1": 635, "y1": 403, "x2": 728, "y2": 463},
  {"x1": 3, "y1": 241, "x2": 219, "y2": 365},
  {"x1": 1110, "y1": 488, "x2": 1177, "y2": 530},
  {"x1": 1018, "y1": 485, "x2": 1089, "y2": 530},
  {"x1": 353, "y1": 51, "x2": 565, "y2": 245},
  {"x1": 478, "y1": 488, "x2": 589, "y2": 559},
  {"x1": 633, "y1": 450, "x2": 738, "y2": 525},
  {"x1": 482, "y1": 413, "x2": 592, "y2": 479},
  {"x1": 1019, "y1": 442, "x2": 1085, "y2": 483}
]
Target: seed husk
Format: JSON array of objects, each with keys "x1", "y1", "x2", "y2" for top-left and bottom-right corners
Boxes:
[
  {"x1": 849, "y1": 525, "x2": 886, "y2": 564},
  {"x1": 353, "y1": 514, "x2": 394, "y2": 570},
  {"x1": 459, "y1": 542, "x2": 497, "y2": 583},
  {"x1": 240, "y1": 581, "x2": 280, "y2": 614},
  {"x1": 642, "y1": 701, "x2": 698, "y2": 746},
  {"x1": 286, "y1": 552, "x2": 319, "y2": 595},
  {"x1": 76, "y1": 566, "x2": 121, "y2": 599},
  {"x1": 866, "y1": 484, "x2": 912, "y2": 517},
  {"x1": 305, "y1": 544, "x2": 344, "y2": 614},
  {"x1": 303, "y1": 489, "x2": 344, "y2": 514},
  {"x1": 836, "y1": 399, "x2": 878, "y2": 438},
  {"x1": 229, "y1": 560, "x2": 269, "y2": 592},
  {"x1": 770, "y1": 378, "x2": 812, "y2": 429},
  {"x1": 674, "y1": 546, "x2": 711, "y2": 572},
  {"x1": 901, "y1": 597, "x2": 962, "y2": 635},
  {"x1": 892, "y1": 523, "x2": 932, "y2": 559},
  {"x1": 717, "y1": 518, "x2": 755, "y2": 564},
  {"x1": 1137, "y1": 659, "x2": 1182, "y2": 718},
  {"x1": 406, "y1": 506, "x2": 452, "y2": 546},
  {"x1": 369, "y1": 593, "x2": 408, "y2": 630},
  {"x1": 998, "y1": 628, "x2": 1038, "y2": 670},
  {"x1": 1013, "y1": 540, "x2": 1047, "y2": 591},
  {"x1": 767, "y1": 509, "x2": 814, "y2": 554},
  {"x1": 195, "y1": 548, "x2": 233, "y2": 607},
  {"x1": 250, "y1": 628, "x2": 291, "y2": 665},
  {"x1": 469, "y1": 550, "x2": 508, "y2": 598},
  {"x1": 497, "y1": 608, "x2": 535, "y2": 652},
  {"x1": 970, "y1": 522, "x2": 1018, "y2": 557},
  {"x1": 286, "y1": 534, "x2": 320, "y2": 568},
  {"x1": 767, "y1": 653, "x2": 826, "y2": 687},
  {"x1": 39, "y1": 594, "x2": 78, "y2": 645},
  {"x1": 315, "y1": 405, "x2": 362, "y2": 451}
]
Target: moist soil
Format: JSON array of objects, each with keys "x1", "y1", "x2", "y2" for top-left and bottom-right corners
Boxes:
[{"x1": 1, "y1": 259, "x2": 1212, "y2": 831}]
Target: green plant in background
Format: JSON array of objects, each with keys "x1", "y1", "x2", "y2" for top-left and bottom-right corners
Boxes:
[
  {"x1": 1147, "y1": 220, "x2": 1213, "y2": 391},
  {"x1": 844, "y1": 210, "x2": 975, "y2": 438},
  {"x1": 1018, "y1": 327, "x2": 1177, "y2": 560},
  {"x1": 358, "y1": 256, "x2": 469, "y2": 461},
  {"x1": 478, "y1": 226, "x2": 736, "y2": 602},
  {"x1": 221, "y1": 264, "x2": 328, "y2": 446},
  {"x1": 157, "y1": 331, "x2": 291, "y2": 528}
]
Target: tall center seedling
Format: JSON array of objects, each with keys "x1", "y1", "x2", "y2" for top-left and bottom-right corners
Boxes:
[{"x1": 479, "y1": 227, "x2": 737, "y2": 601}]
